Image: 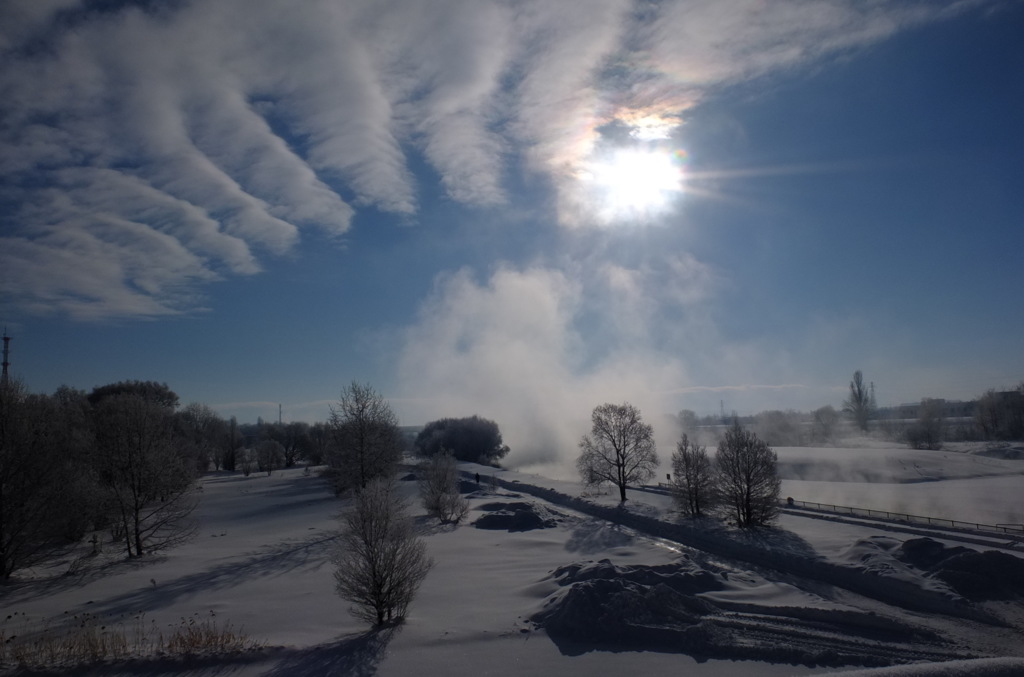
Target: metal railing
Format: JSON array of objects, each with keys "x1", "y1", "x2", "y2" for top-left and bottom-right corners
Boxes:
[{"x1": 784, "y1": 498, "x2": 1024, "y2": 537}]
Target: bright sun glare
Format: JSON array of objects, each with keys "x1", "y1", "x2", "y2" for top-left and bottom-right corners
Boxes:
[{"x1": 583, "y1": 148, "x2": 686, "y2": 222}]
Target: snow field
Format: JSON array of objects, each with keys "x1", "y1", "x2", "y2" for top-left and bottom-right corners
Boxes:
[{"x1": 1, "y1": 441, "x2": 1023, "y2": 676}]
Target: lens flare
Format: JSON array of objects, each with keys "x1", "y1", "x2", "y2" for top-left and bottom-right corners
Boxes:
[{"x1": 581, "y1": 147, "x2": 687, "y2": 223}]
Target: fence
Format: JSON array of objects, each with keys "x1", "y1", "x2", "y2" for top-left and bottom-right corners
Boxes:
[{"x1": 784, "y1": 499, "x2": 1024, "y2": 537}]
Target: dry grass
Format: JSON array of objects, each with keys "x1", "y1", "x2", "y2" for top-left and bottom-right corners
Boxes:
[{"x1": 0, "y1": 609, "x2": 262, "y2": 668}]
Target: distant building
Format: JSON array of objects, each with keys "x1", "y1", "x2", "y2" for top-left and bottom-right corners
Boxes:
[{"x1": 879, "y1": 398, "x2": 977, "y2": 421}]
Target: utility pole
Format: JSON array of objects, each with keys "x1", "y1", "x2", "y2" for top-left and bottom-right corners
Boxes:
[{"x1": 1, "y1": 329, "x2": 10, "y2": 387}]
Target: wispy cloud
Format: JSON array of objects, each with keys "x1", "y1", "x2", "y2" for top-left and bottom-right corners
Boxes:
[{"x1": 0, "y1": 0, "x2": 994, "y2": 319}]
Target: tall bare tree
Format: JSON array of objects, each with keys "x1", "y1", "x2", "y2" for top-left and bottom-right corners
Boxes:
[
  {"x1": 671, "y1": 434, "x2": 716, "y2": 518},
  {"x1": 576, "y1": 402, "x2": 658, "y2": 502},
  {"x1": 843, "y1": 370, "x2": 874, "y2": 432},
  {"x1": 327, "y1": 382, "x2": 402, "y2": 492},
  {"x1": 333, "y1": 478, "x2": 433, "y2": 626},
  {"x1": 92, "y1": 393, "x2": 197, "y2": 558},
  {"x1": 716, "y1": 422, "x2": 780, "y2": 528}
]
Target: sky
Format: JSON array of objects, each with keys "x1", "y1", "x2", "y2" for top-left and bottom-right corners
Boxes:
[{"x1": 2, "y1": 0, "x2": 1023, "y2": 466}]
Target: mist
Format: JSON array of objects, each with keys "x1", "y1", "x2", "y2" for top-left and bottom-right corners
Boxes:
[{"x1": 392, "y1": 262, "x2": 699, "y2": 476}]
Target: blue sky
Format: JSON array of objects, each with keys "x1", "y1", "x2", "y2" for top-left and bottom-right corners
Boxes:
[{"x1": 2, "y1": 0, "x2": 1022, "y2": 464}]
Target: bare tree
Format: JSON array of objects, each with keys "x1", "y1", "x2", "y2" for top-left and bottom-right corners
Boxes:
[
  {"x1": 811, "y1": 405, "x2": 839, "y2": 443},
  {"x1": 333, "y1": 478, "x2": 433, "y2": 626},
  {"x1": 419, "y1": 450, "x2": 468, "y2": 524},
  {"x1": 238, "y1": 447, "x2": 256, "y2": 477},
  {"x1": 177, "y1": 402, "x2": 224, "y2": 474},
  {"x1": 264, "y1": 421, "x2": 310, "y2": 467},
  {"x1": 327, "y1": 382, "x2": 402, "y2": 492},
  {"x1": 576, "y1": 402, "x2": 658, "y2": 503},
  {"x1": 843, "y1": 370, "x2": 874, "y2": 432},
  {"x1": 905, "y1": 398, "x2": 945, "y2": 450},
  {"x1": 0, "y1": 381, "x2": 71, "y2": 579},
  {"x1": 716, "y1": 422, "x2": 780, "y2": 528},
  {"x1": 306, "y1": 422, "x2": 332, "y2": 466},
  {"x1": 670, "y1": 434, "x2": 716, "y2": 518},
  {"x1": 92, "y1": 394, "x2": 197, "y2": 558},
  {"x1": 256, "y1": 439, "x2": 284, "y2": 475},
  {"x1": 976, "y1": 387, "x2": 1024, "y2": 440}
]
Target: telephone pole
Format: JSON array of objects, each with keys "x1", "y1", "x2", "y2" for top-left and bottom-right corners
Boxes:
[{"x1": 1, "y1": 330, "x2": 10, "y2": 387}]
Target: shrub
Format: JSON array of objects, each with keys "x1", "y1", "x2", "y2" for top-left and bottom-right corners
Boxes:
[
  {"x1": 413, "y1": 416, "x2": 509, "y2": 465},
  {"x1": 419, "y1": 451, "x2": 469, "y2": 524},
  {"x1": 333, "y1": 478, "x2": 433, "y2": 626}
]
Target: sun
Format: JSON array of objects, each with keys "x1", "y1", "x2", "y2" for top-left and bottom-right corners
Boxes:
[{"x1": 581, "y1": 147, "x2": 686, "y2": 223}]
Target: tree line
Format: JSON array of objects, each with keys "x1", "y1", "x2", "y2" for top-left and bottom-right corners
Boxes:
[
  {"x1": 0, "y1": 379, "x2": 200, "y2": 578},
  {"x1": 677, "y1": 371, "x2": 1024, "y2": 451}
]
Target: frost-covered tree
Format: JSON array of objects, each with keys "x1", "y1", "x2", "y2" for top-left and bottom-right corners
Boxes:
[
  {"x1": 843, "y1": 370, "x2": 874, "y2": 432},
  {"x1": 0, "y1": 381, "x2": 72, "y2": 578},
  {"x1": 905, "y1": 398, "x2": 945, "y2": 450},
  {"x1": 716, "y1": 423, "x2": 780, "y2": 528},
  {"x1": 419, "y1": 450, "x2": 468, "y2": 524},
  {"x1": 576, "y1": 402, "x2": 658, "y2": 502},
  {"x1": 305, "y1": 422, "x2": 332, "y2": 466},
  {"x1": 413, "y1": 415, "x2": 509, "y2": 464},
  {"x1": 975, "y1": 387, "x2": 1024, "y2": 441},
  {"x1": 811, "y1": 405, "x2": 839, "y2": 443},
  {"x1": 256, "y1": 439, "x2": 285, "y2": 475},
  {"x1": 327, "y1": 382, "x2": 402, "y2": 492},
  {"x1": 92, "y1": 393, "x2": 197, "y2": 557},
  {"x1": 333, "y1": 478, "x2": 433, "y2": 626},
  {"x1": 176, "y1": 402, "x2": 224, "y2": 474},
  {"x1": 671, "y1": 434, "x2": 716, "y2": 518}
]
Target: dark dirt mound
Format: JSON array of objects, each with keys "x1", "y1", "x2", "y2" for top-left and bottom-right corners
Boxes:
[
  {"x1": 896, "y1": 538, "x2": 1024, "y2": 600},
  {"x1": 478, "y1": 501, "x2": 535, "y2": 512},
  {"x1": 550, "y1": 558, "x2": 723, "y2": 596},
  {"x1": 534, "y1": 577, "x2": 716, "y2": 647},
  {"x1": 473, "y1": 501, "x2": 557, "y2": 532},
  {"x1": 530, "y1": 558, "x2": 920, "y2": 666},
  {"x1": 897, "y1": 538, "x2": 972, "y2": 569}
]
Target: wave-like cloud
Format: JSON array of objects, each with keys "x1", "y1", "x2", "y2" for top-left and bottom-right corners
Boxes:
[{"x1": 0, "y1": 0, "x2": 993, "y2": 318}]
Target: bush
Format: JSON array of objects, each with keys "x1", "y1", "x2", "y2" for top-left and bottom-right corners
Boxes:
[
  {"x1": 333, "y1": 478, "x2": 433, "y2": 626},
  {"x1": 413, "y1": 416, "x2": 509, "y2": 465},
  {"x1": 905, "y1": 399, "x2": 944, "y2": 450},
  {"x1": 419, "y1": 451, "x2": 469, "y2": 524}
]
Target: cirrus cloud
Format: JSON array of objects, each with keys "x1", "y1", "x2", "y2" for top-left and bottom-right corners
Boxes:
[{"x1": 0, "y1": 0, "x2": 996, "y2": 319}]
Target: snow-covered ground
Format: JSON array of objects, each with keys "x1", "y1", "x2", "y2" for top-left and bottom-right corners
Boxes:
[{"x1": 2, "y1": 442, "x2": 1023, "y2": 676}]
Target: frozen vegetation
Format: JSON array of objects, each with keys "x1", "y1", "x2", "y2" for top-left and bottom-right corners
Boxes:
[{"x1": 1, "y1": 441, "x2": 1023, "y2": 676}]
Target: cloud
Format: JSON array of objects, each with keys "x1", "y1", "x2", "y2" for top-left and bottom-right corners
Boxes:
[{"x1": 0, "y1": 0, "x2": 994, "y2": 319}]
